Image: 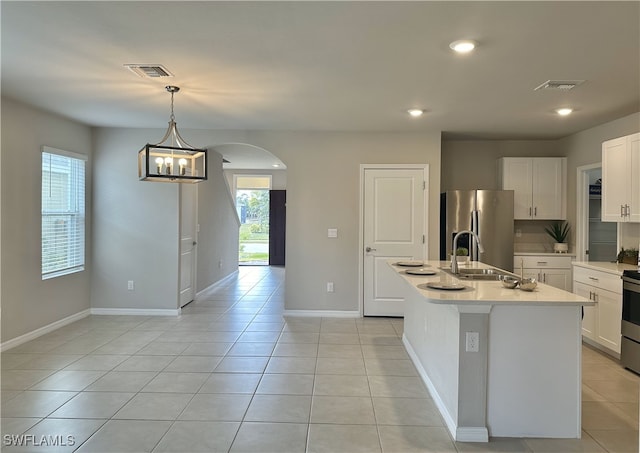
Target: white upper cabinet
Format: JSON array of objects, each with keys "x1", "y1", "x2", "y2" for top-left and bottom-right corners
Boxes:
[
  {"x1": 602, "y1": 133, "x2": 640, "y2": 222},
  {"x1": 499, "y1": 157, "x2": 566, "y2": 220}
]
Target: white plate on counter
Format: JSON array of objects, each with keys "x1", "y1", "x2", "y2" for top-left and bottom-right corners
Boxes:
[
  {"x1": 423, "y1": 282, "x2": 467, "y2": 291},
  {"x1": 395, "y1": 261, "x2": 426, "y2": 267},
  {"x1": 405, "y1": 268, "x2": 437, "y2": 276}
]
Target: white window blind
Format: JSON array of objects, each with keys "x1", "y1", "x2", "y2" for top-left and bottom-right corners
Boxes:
[{"x1": 41, "y1": 147, "x2": 87, "y2": 279}]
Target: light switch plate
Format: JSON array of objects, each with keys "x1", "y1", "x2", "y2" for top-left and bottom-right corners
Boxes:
[{"x1": 328, "y1": 228, "x2": 338, "y2": 238}]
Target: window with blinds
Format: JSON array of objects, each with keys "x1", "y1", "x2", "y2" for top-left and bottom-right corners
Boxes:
[{"x1": 41, "y1": 147, "x2": 87, "y2": 279}]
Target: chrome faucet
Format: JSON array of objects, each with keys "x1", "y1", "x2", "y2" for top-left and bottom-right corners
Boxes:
[{"x1": 451, "y1": 230, "x2": 485, "y2": 274}]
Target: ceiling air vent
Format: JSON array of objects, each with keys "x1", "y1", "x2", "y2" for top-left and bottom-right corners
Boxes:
[
  {"x1": 534, "y1": 80, "x2": 585, "y2": 91},
  {"x1": 124, "y1": 64, "x2": 174, "y2": 78}
]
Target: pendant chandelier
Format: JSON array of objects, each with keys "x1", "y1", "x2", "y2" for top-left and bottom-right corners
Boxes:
[{"x1": 138, "y1": 86, "x2": 207, "y2": 183}]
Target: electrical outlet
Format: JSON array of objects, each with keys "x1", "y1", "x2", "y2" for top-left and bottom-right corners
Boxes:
[
  {"x1": 326, "y1": 282, "x2": 334, "y2": 293},
  {"x1": 465, "y1": 331, "x2": 479, "y2": 352},
  {"x1": 127, "y1": 280, "x2": 134, "y2": 291},
  {"x1": 515, "y1": 229, "x2": 522, "y2": 238}
]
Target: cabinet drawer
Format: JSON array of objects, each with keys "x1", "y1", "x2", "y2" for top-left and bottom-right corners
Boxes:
[
  {"x1": 573, "y1": 266, "x2": 622, "y2": 294},
  {"x1": 514, "y1": 255, "x2": 573, "y2": 270}
]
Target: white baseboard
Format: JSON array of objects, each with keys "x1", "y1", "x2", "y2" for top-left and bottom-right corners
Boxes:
[
  {"x1": 1, "y1": 309, "x2": 91, "y2": 352},
  {"x1": 582, "y1": 337, "x2": 620, "y2": 360},
  {"x1": 456, "y1": 427, "x2": 489, "y2": 443},
  {"x1": 196, "y1": 270, "x2": 239, "y2": 298},
  {"x1": 283, "y1": 310, "x2": 361, "y2": 318},
  {"x1": 90, "y1": 308, "x2": 181, "y2": 316},
  {"x1": 403, "y1": 333, "x2": 488, "y2": 443}
]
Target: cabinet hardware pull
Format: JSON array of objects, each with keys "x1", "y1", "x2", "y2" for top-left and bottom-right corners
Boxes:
[
  {"x1": 537, "y1": 261, "x2": 547, "y2": 265},
  {"x1": 589, "y1": 291, "x2": 593, "y2": 300},
  {"x1": 622, "y1": 205, "x2": 625, "y2": 217},
  {"x1": 534, "y1": 207, "x2": 537, "y2": 216},
  {"x1": 588, "y1": 276, "x2": 599, "y2": 281},
  {"x1": 529, "y1": 207, "x2": 532, "y2": 217},
  {"x1": 626, "y1": 204, "x2": 631, "y2": 217}
]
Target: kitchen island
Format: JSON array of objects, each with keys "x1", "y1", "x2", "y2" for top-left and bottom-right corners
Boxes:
[{"x1": 390, "y1": 260, "x2": 593, "y2": 442}]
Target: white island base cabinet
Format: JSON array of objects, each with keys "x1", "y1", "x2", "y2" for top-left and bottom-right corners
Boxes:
[
  {"x1": 403, "y1": 292, "x2": 582, "y2": 440},
  {"x1": 395, "y1": 262, "x2": 589, "y2": 441}
]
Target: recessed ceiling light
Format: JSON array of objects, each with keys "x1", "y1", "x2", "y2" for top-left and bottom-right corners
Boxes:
[
  {"x1": 407, "y1": 109, "x2": 425, "y2": 117},
  {"x1": 556, "y1": 108, "x2": 573, "y2": 116},
  {"x1": 449, "y1": 40, "x2": 477, "y2": 53}
]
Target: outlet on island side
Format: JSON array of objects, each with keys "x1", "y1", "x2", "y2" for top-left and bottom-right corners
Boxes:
[
  {"x1": 465, "y1": 331, "x2": 479, "y2": 352},
  {"x1": 127, "y1": 280, "x2": 134, "y2": 291},
  {"x1": 326, "y1": 282, "x2": 334, "y2": 293}
]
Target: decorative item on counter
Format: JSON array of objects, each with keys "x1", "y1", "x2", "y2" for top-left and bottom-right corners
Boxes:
[
  {"x1": 617, "y1": 247, "x2": 639, "y2": 265},
  {"x1": 499, "y1": 275, "x2": 519, "y2": 289},
  {"x1": 518, "y1": 277, "x2": 538, "y2": 291},
  {"x1": 544, "y1": 221, "x2": 570, "y2": 253},
  {"x1": 452, "y1": 247, "x2": 469, "y2": 265}
]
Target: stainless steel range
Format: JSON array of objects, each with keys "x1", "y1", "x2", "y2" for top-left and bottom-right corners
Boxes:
[{"x1": 621, "y1": 270, "x2": 640, "y2": 374}]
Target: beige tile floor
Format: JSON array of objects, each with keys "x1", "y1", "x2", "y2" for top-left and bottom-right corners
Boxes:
[{"x1": 1, "y1": 266, "x2": 638, "y2": 452}]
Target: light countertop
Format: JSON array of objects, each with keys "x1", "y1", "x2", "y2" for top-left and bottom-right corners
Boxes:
[
  {"x1": 390, "y1": 260, "x2": 592, "y2": 306},
  {"x1": 572, "y1": 261, "x2": 637, "y2": 275},
  {"x1": 514, "y1": 252, "x2": 576, "y2": 257}
]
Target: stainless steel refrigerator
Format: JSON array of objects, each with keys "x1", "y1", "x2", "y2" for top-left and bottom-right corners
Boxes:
[{"x1": 440, "y1": 190, "x2": 514, "y2": 272}]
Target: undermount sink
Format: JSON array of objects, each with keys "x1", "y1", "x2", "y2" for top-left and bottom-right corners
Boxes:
[
  {"x1": 441, "y1": 267, "x2": 514, "y2": 281},
  {"x1": 459, "y1": 268, "x2": 504, "y2": 275}
]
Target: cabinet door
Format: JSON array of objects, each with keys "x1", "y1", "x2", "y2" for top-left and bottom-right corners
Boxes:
[
  {"x1": 574, "y1": 281, "x2": 596, "y2": 340},
  {"x1": 602, "y1": 136, "x2": 629, "y2": 221},
  {"x1": 501, "y1": 158, "x2": 533, "y2": 219},
  {"x1": 532, "y1": 158, "x2": 565, "y2": 219},
  {"x1": 595, "y1": 287, "x2": 622, "y2": 354},
  {"x1": 628, "y1": 133, "x2": 640, "y2": 222},
  {"x1": 542, "y1": 268, "x2": 572, "y2": 291},
  {"x1": 521, "y1": 269, "x2": 539, "y2": 281}
]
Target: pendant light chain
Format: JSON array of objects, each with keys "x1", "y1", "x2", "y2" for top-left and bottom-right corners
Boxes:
[
  {"x1": 170, "y1": 89, "x2": 175, "y2": 122},
  {"x1": 139, "y1": 85, "x2": 208, "y2": 182}
]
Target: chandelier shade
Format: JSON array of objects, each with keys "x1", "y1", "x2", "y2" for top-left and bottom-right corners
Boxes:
[{"x1": 138, "y1": 86, "x2": 207, "y2": 183}]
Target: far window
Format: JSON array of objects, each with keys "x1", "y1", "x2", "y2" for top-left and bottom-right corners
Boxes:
[{"x1": 41, "y1": 147, "x2": 87, "y2": 279}]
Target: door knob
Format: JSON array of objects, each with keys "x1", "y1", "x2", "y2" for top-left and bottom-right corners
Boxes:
[{"x1": 366, "y1": 247, "x2": 377, "y2": 252}]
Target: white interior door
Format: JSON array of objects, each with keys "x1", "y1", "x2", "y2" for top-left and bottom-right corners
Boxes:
[
  {"x1": 363, "y1": 167, "x2": 426, "y2": 316},
  {"x1": 179, "y1": 184, "x2": 197, "y2": 307}
]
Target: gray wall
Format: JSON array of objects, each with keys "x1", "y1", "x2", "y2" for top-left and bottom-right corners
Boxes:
[
  {"x1": 197, "y1": 152, "x2": 240, "y2": 292},
  {"x1": 246, "y1": 131, "x2": 441, "y2": 312},
  {"x1": 441, "y1": 140, "x2": 563, "y2": 191},
  {"x1": 91, "y1": 128, "x2": 240, "y2": 311},
  {"x1": 1, "y1": 97, "x2": 93, "y2": 342},
  {"x1": 177, "y1": 130, "x2": 441, "y2": 313}
]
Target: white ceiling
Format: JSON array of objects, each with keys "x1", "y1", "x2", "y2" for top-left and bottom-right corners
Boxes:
[{"x1": 2, "y1": 2, "x2": 639, "y2": 151}]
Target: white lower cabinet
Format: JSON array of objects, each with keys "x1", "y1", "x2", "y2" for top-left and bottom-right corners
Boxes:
[
  {"x1": 573, "y1": 265, "x2": 622, "y2": 355},
  {"x1": 514, "y1": 255, "x2": 573, "y2": 291}
]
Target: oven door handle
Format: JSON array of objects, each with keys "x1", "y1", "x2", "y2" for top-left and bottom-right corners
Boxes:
[{"x1": 622, "y1": 276, "x2": 640, "y2": 288}]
